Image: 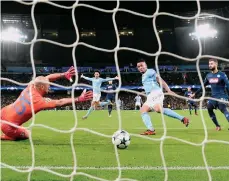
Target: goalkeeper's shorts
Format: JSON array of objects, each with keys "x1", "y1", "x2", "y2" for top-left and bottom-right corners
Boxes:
[{"x1": 1, "y1": 122, "x2": 30, "y2": 140}]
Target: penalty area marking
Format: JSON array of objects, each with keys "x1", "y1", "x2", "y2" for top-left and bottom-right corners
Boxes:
[{"x1": 1, "y1": 166, "x2": 229, "y2": 170}]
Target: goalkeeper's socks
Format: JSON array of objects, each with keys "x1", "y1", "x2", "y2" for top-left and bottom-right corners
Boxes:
[
  {"x1": 85, "y1": 106, "x2": 94, "y2": 117},
  {"x1": 141, "y1": 112, "x2": 154, "y2": 131},
  {"x1": 163, "y1": 108, "x2": 184, "y2": 121},
  {"x1": 99, "y1": 101, "x2": 109, "y2": 107}
]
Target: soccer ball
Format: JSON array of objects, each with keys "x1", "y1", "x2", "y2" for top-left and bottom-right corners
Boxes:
[{"x1": 112, "y1": 130, "x2": 131, "y2": 149}]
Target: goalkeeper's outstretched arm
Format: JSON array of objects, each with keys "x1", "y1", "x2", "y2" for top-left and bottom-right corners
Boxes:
[
  {"x1": 45, "y1": 66, "x2": 75, "y2": 82},
  {"x1": 51, "y1": 90, "x2": 93, "y2": 107}
]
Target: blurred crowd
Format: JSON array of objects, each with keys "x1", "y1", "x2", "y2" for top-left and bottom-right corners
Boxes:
[
  {"x1": 2, "y1": 71, "x2": 224, "y2": 86},
  {"x1": 0, "y1": 71, "x2": 214, "y2": 110}
]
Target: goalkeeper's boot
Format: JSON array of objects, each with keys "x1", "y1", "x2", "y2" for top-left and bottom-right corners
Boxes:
[
  {"x1": 140, "y1": 130, "x2": 156, "y2": 135},
  {"x1": 182, "y1": 117, "x2": 190, "y2": 127},
  {"x1": 82, "y1": 116, "x2": 88, "y2": 120},
  {"x1": 216, "y1": 126, "x2": 221, "y2": 131}
]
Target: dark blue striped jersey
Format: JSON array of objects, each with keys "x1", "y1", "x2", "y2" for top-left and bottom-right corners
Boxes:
[
  {"x1": 196, "y1": 71, "x2": 229, "y2": 99},
  {"x1": 184, "y1": 91, "x2": 194, "y2": 103},
  {"x1": 105, "y1": 84, "x2": 116, "y2": 99}
]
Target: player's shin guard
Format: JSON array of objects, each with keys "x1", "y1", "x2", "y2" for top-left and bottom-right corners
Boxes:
[
  {"x1": 141, "y1": 112, "x2": 154, "y2": 131},
  {"x1": 163, "y1": 108, "x2": 184, "y2": 121},
  {"x1": 207, "y1": 105, "x2": 220, "y2": 127}
]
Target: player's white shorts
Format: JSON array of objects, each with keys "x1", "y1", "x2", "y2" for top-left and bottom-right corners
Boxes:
[
  {"x1": 135, "y1": 102, "x2": 141, "y2": 107},
  {"x1": 144, "y1": 90, "x2": 164, "y2": 109},
  {"x1": 93, "y1": 93, "x2": 101, "y2": 102}
]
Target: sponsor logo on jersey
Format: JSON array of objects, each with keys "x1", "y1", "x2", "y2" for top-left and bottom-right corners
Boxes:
[{"x1": 209, "y1": 78, "x2": 219, "y2": 83}]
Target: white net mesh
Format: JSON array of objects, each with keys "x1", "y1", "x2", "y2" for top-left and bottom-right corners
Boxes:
[{"x1": 1, "y1": 0, "x2": 229, "y2": 181}]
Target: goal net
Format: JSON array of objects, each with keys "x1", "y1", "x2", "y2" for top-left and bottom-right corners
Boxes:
[{"x1": 1, "y1": 0, "x2": 229, "y2": 181}]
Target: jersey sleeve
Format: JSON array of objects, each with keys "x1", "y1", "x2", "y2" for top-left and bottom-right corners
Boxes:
[
  {"x1": 148, "y1": 69, "x2": 157, "y2": 76},
  {"x1": 35, "y1": 97, "x2": 57, "y2": 110},
  {"x1": 222, "y1": 72, "x2": 229, "y2": 93},
  {"x1": 195, "y1": 76, "x2": 209, "y2": 95},
  {"x1": 43, "y1": 98, "x2": 57, "y2": 108},
  {"x1": 81, "y1": 75, "x2": 93, "y2": 81}
]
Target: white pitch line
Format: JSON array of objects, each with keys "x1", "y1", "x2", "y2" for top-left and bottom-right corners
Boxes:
[
  {"x1": 1, "y1": 166, "x2": 229, "y2": 170},
  {"x1": 86, "y1": 128, "x2": 225, "y2": 130}
]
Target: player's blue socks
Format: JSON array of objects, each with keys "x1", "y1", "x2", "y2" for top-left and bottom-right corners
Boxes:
[
  {"x1": 194, "y1": 106, "x2": 197, "y2": 114},
  {"x1": 141, "y1": 112, "x2": 154, "y2": 131},
  {"x1": 188, "y1": 105, "x2": 192, "y2": 115},
  {"x1": 85, "y1": 106, "x2": 94, "y2": 117},
  {"x1": 108, "y1": 105, "x2": 112, "y2": 116},
  {"x1": 99, "y1": 101, "x2": 110, "y2": 107},
  {"x1": 163, "y1": 108, "x2": 184, "y2": 121},
  {"x1": 208, "y1": 111, "x2": 220, "y2": 127}
]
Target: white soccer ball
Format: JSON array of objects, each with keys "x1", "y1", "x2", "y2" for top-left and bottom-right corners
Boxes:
[{"x1": 112, "y1": 130, "x2": 131, "y2": 149}]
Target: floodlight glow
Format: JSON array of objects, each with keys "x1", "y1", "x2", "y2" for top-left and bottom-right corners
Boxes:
[
  {"x1": 189, "y1": 24, "x2": 217, "y2": 39},
  {"x1": 1, "y1": 27, "x2": 27, "y2": 42}
]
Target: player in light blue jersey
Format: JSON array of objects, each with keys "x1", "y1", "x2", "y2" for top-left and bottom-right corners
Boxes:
[
  {"x1": 137, "y1": 59, "x2": 190, "y2": 135},
  {"x1": 81, "y1": 70, "x2": 119, "y2": 119}
]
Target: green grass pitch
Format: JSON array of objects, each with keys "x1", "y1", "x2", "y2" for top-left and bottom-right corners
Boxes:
[{"x1": 1, "y1": 110, "x2": 229, "y2": 181}]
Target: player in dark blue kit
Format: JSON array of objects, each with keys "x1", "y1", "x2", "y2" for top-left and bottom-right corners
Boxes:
[
  {"x1": 184, "y1": 87, "x2": 198, "y2": 116},
  {"x1": 191, "y1": 59, "x2": 229, "y2": 131},
  {"x1": 105, "y1": 80, "x2": 116, "y2": 117}
]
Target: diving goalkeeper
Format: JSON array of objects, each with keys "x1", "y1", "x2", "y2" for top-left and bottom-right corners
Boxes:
[{"x1": 1, "y1": 67, "x2": 93, "y2": 141}]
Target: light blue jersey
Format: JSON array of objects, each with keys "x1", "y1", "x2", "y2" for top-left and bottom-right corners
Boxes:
[
  {"x1": 142, "y1": 69, "x2": 161, "y2": 95},
  {"x1": 81, "y1": 76, "x2": 116, "y2": 94}
]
